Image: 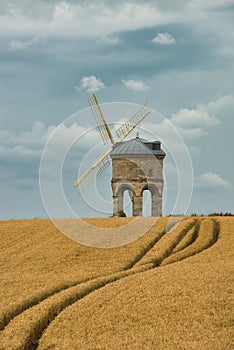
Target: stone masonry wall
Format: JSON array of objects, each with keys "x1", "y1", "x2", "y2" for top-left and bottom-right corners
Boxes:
[{"x1": 111, "y1": 155, "x2": 164, "y2": 216}]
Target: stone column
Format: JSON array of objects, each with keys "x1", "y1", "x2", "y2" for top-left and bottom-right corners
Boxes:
[
  {"x1": 113, "y1": 192, "x2": 125, "y2": 217},
  {"x1": 152, "y1": 195, "x2": 162, "y2": 216},
  {"x1": 133, "y1": 195, "x2": 143, "y2": 216},
  {"x1": 112, "y1": 196, "x2": 119, "y2": 217}
]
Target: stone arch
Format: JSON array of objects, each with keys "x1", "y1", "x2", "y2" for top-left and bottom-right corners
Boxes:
[
  {"x1": 110, "y1": 136, "x2": 165, "y2": 217},
  {"x1": 141, "y1": 184, "x2": 161, "y2": 217},
  {"x1": 117, "y1": 184, "x2": 135, "y2": 217},
  {"x1": 141, "y1": 184, "x2": 159, "y2": 196},
  {"x1": 118, "y1": 183, "x2": 135, "y2": 196}
]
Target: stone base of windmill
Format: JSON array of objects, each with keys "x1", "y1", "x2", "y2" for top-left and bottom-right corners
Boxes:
[
  {"x1": 110, "y1": 136, "x2": 165, "y2": 218},
  {"x1": 112, "y1": 194, "x2": 162, "y2": 217}
]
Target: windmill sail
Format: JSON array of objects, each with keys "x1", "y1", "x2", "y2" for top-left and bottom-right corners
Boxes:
[
  {"x1": 89, "y1": 93, "x2": 115, "y2": 145},
  {"x1": 74, "y1": 95, "x2": 151, "y2": 196},
  {"x1": 74, "y1": 148, "x2": 112, "y2": 194},
  {"x1": 116, "y1": 104, "x2": 150, "y2": 141}
]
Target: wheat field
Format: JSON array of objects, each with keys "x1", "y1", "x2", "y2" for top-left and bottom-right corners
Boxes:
[{"x1": 0, "y1": 217, "x2": 233, "y2": 349}]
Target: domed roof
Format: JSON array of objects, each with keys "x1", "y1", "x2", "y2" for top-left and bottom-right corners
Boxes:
[{"x1": 110, "y1": 136, "x2": 165, "y2": 157}]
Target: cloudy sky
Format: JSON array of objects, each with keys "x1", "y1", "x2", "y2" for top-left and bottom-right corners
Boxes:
[{"x1": 0, "y1": 0, "x2": 234, "y2": 219}]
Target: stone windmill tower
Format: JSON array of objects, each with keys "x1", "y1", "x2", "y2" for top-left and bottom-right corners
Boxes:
[
  {"x1": 110, "y1": 135, "x2": 165, "y2": 217},
  {"x1": 74, "y1": 94, "x2": 166, "y2": 217}
]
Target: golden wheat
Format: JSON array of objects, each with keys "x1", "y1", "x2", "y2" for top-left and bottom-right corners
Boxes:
[
  {"x1": 134, "y1": 218, "x2": 194, "y2": 267},
  {"x1": 0, "y1": 217, "x2": 232, "y2": 350},
  {"x1": 37, "y1": 218, "x2": 233, "y2": 350},
  {"x1": 172, "y1": 220, "x2": 198, "y2": 254},
  {"x1": 161, "y1": 218, "x2": 215, "y2": 266},
  {"x1": 0, "y1": 218, "x2": 168, "y2": 333}
]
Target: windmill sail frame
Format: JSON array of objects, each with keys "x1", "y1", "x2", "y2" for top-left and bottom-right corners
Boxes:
[
  {"x1": 74, "y1": 94, "x2": 151, "y2": 194},
  {"x1": 88, "y1": 93, "x2": 115, "y2": 145},
  {"x1": 115, "y1": 103, "x2": 150, "y2": 141},
  {"x1": 74, "y1": 148, "x2": 112, "y2": 193}
]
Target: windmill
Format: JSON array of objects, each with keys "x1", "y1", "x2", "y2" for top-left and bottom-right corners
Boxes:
[{"x1": 73, "y1": 93, "x2": 151, "y2": 194}]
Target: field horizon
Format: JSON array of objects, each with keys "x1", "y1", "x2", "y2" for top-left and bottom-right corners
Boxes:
[{"x1": 0, "y1": 216, "x2": 233, "y2": 349}]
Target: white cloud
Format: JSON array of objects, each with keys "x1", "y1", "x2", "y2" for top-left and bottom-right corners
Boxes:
[
  {"x1": 169, "y1": 95, "x2": 234, "y2": 139},
  {"x1": 0, "y1": 120, "x2": 104, "y2": 164},
  {"x1": 9, "y1": 40, "x2": 31, "y2": 50},
  {"x1": 170, "y1": 110, "x2": 218, "y2": 139},
  {"x1": 0, "y1": 120, "x2": 102, "y2": 191},
  {"x1": 98, "y1": 35, "x2": 121, "y2": 45},
  {"x1": 152, "y1": 32, "x2": 176, "y2": 45},
  {"x1": 0, "y1": 2, "x2": 189, "y2": 38},
  {"x1": 189, "y1": 0, "x2": 234, "y2": 10},
  {"x1": 206, "y1": 94, "x2": 234, "y2": 115},
  {"x1": 197, "y1": 172, "x2": 232, "y2": 190},
  {"x1": 53, "y1": 1, "x2": 75, "y2": 23},
  {"x1": 9, "y1": 36, "x2": 46, "y2": 51},
  {"x1": 0, "y1": 0, "x2": 233, "y2": 40},
  {"x1": 122, "y1": 79, "x2": 149, "y2": 91},
  {"x1": 171, "y1": 108, "x2": 220, "y2": 128},
  {"x1": 175, "y1": 127, "x2": 208, "y2": 139},
  {"x1": 0, "y1": 121, "x2": 55, "y2": 161},
  {"x1": 0, "y1": 121, "x2": 54, "y2": 149},
  {"x1": 76, "y1": 76, "x2": 106, "y2": 93}
]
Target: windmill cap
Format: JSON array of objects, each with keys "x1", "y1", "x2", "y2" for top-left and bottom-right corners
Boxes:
[{"x1": 110, "y1": 137, "x2": 166, "y2": 157}]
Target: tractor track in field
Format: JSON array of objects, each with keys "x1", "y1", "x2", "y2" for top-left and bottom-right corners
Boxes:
[
  {"x1": 0, "y1": 218, "x2": 220, "y2": 350},
  {"x1": 161, "y1": 218, "x2": 220, "y2": 267},
  {"x1": 172, "y1": 220, "x2": 200, "y2": 254},
  {"x1": 0, "y1": 218, "x2": 180, "y2": 333}
]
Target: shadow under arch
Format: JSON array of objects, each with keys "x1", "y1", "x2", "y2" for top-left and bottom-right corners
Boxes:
[
  {"x1": 141, "y1": 184, "x2": 161, "y2": 217},
  {"x1": 117, "y1": 184, "x2": 135, "y2": 217},
  {"x1": 141, "y1": 184, "x2": 160, "y2": 196}
]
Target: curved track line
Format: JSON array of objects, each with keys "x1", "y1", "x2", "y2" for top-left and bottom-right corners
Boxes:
[
  {"x1": 0, "y1": 219, "x2": 173, "y2": 331},
  {"x1": 0, "y1": 266, "x2": 149, "y2": 350},
  {"x1": 0, "y1": 269, "x2": 132, "y2": 332},
  {"x1": 0, "y1": 220, "x2": 181, "y2": 349},
  {"x1": 172, "y1": 220, "x2": 200, "y2": 254},
  {"x1": 36, "y1": 219, "x2": 220, "y2": 350},
  {"x1": 0, "y1": 219, "x2": 220, "y2": 350},
  {"x1": 129, "y1": 220, "x2": 195, "y2": 268},
  {"x1": 152, "y1": 220, "x2": 196, "y2": 267},
  {"x1": 161, "y1": 219, "x2": 220, "y2": 266}
]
